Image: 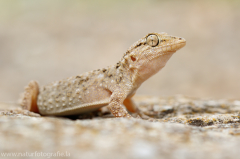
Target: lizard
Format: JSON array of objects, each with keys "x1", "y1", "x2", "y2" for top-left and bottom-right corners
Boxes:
[{"x1": 20, "y1": 32, "x2": 186, "y2": 118}]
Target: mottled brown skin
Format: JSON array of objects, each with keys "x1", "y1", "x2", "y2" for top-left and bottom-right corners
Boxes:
[{"x1": 20, "y1": 32, "x2": 186, "y2": 118}]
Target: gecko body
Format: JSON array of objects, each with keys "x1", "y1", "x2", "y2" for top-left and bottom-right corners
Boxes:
[{"x1": 21, "y1": 33, "x2": 186, "y2": 118}]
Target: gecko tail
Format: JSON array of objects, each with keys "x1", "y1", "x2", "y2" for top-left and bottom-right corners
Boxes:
[{"x1": 20, "y1": 80, "x2": 39, "y2": 113}]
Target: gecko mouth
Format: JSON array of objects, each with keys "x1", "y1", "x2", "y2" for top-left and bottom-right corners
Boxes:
[
  {"x1": 155, "y1": 41, "x2": 186, "y2": 57},
  {"x1": 169, "y1": 41, "x2": 186, "y2": 52}
]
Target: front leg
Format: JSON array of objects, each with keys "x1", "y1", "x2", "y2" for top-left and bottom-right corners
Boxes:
[
  {"x1": 107, "y1": 90, "x2": 132, "y2": 118},
  {"x1": 123, "y1": 98, "x2": 150, "y2": 119}
]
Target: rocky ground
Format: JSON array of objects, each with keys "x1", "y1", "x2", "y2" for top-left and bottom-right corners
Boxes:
[{"x1": 1, "y1": 95, "x2": 240, "y2": 159}]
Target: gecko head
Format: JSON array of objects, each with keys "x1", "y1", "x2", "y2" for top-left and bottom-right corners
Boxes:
[{"x1": 121, "y1": 32, "x2": 186, "y2": 84}]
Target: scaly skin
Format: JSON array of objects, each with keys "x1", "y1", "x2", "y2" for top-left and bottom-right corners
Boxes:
[{"x1": 20, "y1": 32, "x2": 186, "y2": 118}]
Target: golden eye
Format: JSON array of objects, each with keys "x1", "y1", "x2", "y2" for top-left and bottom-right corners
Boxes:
[{"x1": 146, "y1": 34, "x2": 159, "y2": 47}]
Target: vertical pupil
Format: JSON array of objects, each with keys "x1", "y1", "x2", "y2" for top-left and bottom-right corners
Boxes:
[{"x1": 147, "y1": 34, "x2": 158, "y2": 46}]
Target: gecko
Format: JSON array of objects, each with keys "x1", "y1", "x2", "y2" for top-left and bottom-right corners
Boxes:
[{"x1": 20, "y1": 32, "x2": 186, "y2": 118}]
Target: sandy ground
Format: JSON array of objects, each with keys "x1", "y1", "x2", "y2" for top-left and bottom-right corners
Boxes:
[
  {"x1": 1, "y1": 95, "x2": 240, "y2": 159},
  {"x1": 0, "y1": 0, "x2": 240, "y2": 101}
]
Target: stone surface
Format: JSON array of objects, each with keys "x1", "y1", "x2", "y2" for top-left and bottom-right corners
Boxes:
[{"x1": 1, "y1": 95, "x2": 240, "y2": 159}]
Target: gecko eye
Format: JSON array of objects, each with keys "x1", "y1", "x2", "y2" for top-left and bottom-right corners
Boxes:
[{"x1": 146, "y1": 34, "x2": 159, "y2": 47}]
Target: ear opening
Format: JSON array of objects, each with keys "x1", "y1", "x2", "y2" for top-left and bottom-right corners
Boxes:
[{"x1": 130, "y1": 56, "x2": 136, "y2": 61}]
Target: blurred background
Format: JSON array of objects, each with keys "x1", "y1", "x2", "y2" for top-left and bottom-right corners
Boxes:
[{"x1": 0, "y1": 0, "x2": 240, "y2": 102}]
